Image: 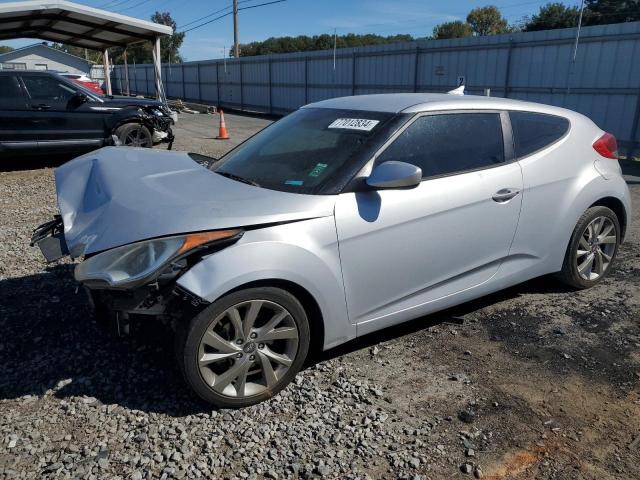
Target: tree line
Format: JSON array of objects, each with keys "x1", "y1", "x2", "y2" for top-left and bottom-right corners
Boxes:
[
  {"x1": 238, "y1": 1, "x2": 639, "y2": 55},
  {"x1": 433, "y1": 0, "x2": 639, "y2": 39}
]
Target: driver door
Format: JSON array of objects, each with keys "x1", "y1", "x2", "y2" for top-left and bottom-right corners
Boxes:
[
  {"x1": 19, "y1": 73, "x2": 105, "y2": 150},
  {"x1": 335, "y1": 111, "x2": 523, "y2": 333}
]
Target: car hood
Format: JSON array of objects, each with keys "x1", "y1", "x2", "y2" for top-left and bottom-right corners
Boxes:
[{"x1": 55, "y1": 147, "x2": 336, "y2": 257}]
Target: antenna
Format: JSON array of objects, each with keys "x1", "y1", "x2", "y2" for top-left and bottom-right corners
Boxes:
[
  {"x1": 567, "y1": 0, "x2": 585, "y2": 95},
  {"x1": 572, "y1": 0, "x2": 585, "y2": 63},
  {"x1": 333, "y1": 28, "x2": 337, "y2": 71}
]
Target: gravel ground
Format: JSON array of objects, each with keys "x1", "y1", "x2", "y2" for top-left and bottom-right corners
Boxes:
[{"x1": 1, "y1": 114, "x2": 639, "y2": 480}]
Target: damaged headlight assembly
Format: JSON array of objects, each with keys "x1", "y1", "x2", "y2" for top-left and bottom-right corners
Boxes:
[{"x1": 75, "y1": 229, "x2": 242, "y2": 288}]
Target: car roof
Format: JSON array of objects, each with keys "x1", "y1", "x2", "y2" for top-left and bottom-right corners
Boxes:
[{"x1": 303, "y1": 93, "x2": 573, "y2": 117}]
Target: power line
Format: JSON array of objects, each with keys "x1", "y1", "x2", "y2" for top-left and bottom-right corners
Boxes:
[
  {"x1": 181, "y1": 12, "x2": 233, "y2": 34},
  {"x1": 239, "y1": 0, "x2": 286, "y2": 12},
  {"x1": 117, "y1": 0, "x2": 153, "y2": 13},
  {"x1": 178, "y1": 0, "x2": 259, "y2": 30},
  {"x1": 98, "y1": 0, "x2": 135, "y2": 8},
  {"x1": 179, "y1": 0, "x2": 286, "y2": 34}
]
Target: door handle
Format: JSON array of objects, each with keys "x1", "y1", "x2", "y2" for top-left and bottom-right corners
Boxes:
[
  {"x1": 492, "y1": 188, "x2": 520, "y2": 203},
  {"x1": 32, "y1": 104, "x2": 52, "y2": 110}
]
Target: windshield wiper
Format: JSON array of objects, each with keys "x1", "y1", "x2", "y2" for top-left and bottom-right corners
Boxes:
[{"x1": 215, "y1": 171, "x2": 261, "y2": 187}]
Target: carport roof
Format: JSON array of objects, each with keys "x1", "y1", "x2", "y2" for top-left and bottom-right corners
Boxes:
[{"x1": 0, "y1": 0, "x2": 173, "y2": 50}]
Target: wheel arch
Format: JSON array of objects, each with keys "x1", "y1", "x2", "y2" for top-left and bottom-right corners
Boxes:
[
  {"x1": 553, "y1": 175, "x2": 631, "y2": 273},
  {"x1": 108, "y1": 108, "x2": 156, "y2": 136},
  {"x1": 589, "y1": 196, "x2": 628, "y2": 242}
]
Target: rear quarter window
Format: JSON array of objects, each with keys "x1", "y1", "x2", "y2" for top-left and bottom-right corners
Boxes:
[
  {"x1": 0, "y1": 75, "x2": 26, "y2": 109},
  {"x1": 509, "y1": 111, "x2": 569, "y2": 158}
]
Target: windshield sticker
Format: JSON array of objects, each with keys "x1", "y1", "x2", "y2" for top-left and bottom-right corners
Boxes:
[
  {"x1": 285, "y1": 180, "x2": 304, "y2": 186},
  {"x1": 308, "y1": 163, "x2": 328, "y2": 177},
  {"x1": 328, "y1": 118, "x2": 380, "y2": 131}
]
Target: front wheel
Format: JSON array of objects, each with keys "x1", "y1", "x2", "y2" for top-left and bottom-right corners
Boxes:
[
  {"x1": 558, "y1": 206, "x2": 620, "y2": 289},
  {"x1": 176, "y1": 287, "x2": 310, "y2": 408},
  {"x1": 115, "y1": 123, "x2": 152, "y2": 148}
]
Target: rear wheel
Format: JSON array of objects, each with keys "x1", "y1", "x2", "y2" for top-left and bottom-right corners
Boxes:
[
  {"x1": 115, "y1": 123, "x2": 152, "y2": 148},
  {"x1": 558, "y1": 206, "x2": 620, "y2": 289},
  {"x1": 176, "y1": 287, "x2": 310, "y2": 408}
]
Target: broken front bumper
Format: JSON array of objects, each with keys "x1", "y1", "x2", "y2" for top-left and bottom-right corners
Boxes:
[{"x1": 31, "y1": 215, "x2": 69, "y2": 262}]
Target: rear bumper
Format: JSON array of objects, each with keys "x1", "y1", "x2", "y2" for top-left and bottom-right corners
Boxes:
[{"x1": 31, "y1": 216, "x2": 69, "y2": 262}]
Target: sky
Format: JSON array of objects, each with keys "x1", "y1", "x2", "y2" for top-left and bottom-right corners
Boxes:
[{"x1": 0, "y1": 0, "x2": 565, "y2": 61}]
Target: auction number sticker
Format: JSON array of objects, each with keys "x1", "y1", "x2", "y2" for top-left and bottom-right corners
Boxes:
[{"x1": 328, "y1": 118, "x2": 380, "y2": 131}]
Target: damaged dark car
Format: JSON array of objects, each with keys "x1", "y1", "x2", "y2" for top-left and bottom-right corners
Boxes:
[{"x1": 0, "y1": 70, "x2": 174, "y2": 157}]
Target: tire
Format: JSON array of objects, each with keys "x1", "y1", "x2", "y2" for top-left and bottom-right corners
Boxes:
[
  {"x1": 176, "y1": 287, "x2": 310, "y2": 408},
  {"x1": 557, "y1": 206, "x2": 620, "y2": 289},
  {"x1": 115, "y1": 123, "x2": 152, "y2": 148}
]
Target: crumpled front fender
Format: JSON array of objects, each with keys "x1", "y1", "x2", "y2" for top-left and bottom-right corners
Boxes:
[{"x1": 176, "y1": 217, "x2": 355, "y2": 351}]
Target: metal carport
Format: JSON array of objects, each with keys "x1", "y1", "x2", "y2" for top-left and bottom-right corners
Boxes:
[{"x1": 0, "y1": 0, "x2": 172, "y2": 99}]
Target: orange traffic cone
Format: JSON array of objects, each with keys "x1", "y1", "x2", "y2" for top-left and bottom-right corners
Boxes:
[{"x1": 216, "y1": 109, "x2": 230, "y2": 140}]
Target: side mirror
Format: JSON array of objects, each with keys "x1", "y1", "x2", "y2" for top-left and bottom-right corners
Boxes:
[{"x1": 366, "y1": 161, "x2": 422, "y2": 189}]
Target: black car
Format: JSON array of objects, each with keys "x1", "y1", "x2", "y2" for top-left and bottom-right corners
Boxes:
[{"x1": 0, "y1": 70, "x2": 174, "y2": 157}]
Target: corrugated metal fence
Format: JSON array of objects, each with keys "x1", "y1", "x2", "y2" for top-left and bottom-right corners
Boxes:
[{"x1": 113, "y1": 21, "x2": 640, "y2": 155}]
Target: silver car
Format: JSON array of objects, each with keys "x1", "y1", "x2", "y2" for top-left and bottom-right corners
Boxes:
[{"x1": 32, "y1": 93, "x2": 631, "y2": 408}]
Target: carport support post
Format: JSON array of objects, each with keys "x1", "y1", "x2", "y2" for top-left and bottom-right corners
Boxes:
[
  {"x1": 154, "y1": 37, "x2": 162, "y2": 101},
  {"x1": 103, "y1": 48, "x2": 112, "y2": 96},
  {"x1": 123, "y1": 49, "x2": 130, "y2": 96}
]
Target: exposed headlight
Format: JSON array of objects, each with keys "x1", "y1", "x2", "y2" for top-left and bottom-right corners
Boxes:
[
  {"x1": 152, "y1": 108, "x2": 166, "y2": 117},
  {"x1": 75, "y1": 230, "x2": 241, "y2": 288}
]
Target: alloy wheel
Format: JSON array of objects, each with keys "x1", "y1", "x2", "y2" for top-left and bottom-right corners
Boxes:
[
  {"x1": 197, "y1": 300, "x2": 299, "y2": 398},
  {"x1": 576, "y1": 216, "x2": 617, "y2": 281},
  {"x1": 123, "y1": 128, "x2": 150, "y2": 147}
]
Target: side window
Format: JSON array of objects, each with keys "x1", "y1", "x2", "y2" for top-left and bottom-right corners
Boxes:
[
  {"x1": 510, "y1": 111, "x2": 569, "y2": 158},
  {"x1": 21, "y1": 75, "x2": 76, "y2": 103},
  {"x1": 0, "y1": 75, "x2": 26, "y2": 109},
  {"x1": 377, "y1": 113, "x2": 504, "y2": 178}
]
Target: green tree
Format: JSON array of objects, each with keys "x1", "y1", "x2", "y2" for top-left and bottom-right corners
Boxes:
[
  {"x1": 584, "y1": 0, "x2": 639, "y2": 24},
  {"x1": 236, "y1": 33, "x2": 417, "y2": 57},
  {"x1": 113, "y1": 11, "x2": 184, "y2": 64},
  {"x1": 50, "y1": 43, "x2": 102, "y2": 63},
  {"x1": 523, "y1": 3, "x2": 581, "y2": 31},
  {"x1": 0, "y1": 45, "x2": 14, "y2": 54},
  {"x1": 433, "y1": 21, "x2": 474, "y2": 39},
  {"x1": 466, "y1": 5, "x2": 509, "y2": 36},
  {"x1": 152, "y1": 11, "x2": 185, "y2": 62}
]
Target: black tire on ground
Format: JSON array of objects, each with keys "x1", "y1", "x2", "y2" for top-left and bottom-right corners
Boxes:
[
  {"x1": 557, "y1": 206, "x2": 620, "y2": 289},
  {"x1": 115, "y1": 123, "x2": 152, "y2": 148},
  {"x1": 176, "y1": 287, "x2": 311, "y2": 408}
]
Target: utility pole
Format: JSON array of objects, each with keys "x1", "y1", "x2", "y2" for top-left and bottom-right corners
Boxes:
[{"x1": 233, "y1": 0, "x2": 239, "y2": 58}]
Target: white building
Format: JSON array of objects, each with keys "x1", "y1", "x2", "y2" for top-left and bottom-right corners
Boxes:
[{"x1": 0, "y1": 42, "x2": 91, "y2": 75}]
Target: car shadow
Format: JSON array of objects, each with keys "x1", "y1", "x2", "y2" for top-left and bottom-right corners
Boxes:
[
  {"x1": 0, "y1": 264, "x2": 568, "y2": 415},
  {"x1": 0, "y1": 264, "x2": 205, "y2": 416},
  {"x1": 0, "y1": 154, "x2": 75, "y2": 172},
  {"x1": 311, "y1": 275, "x2": 571, "y2": 364}
]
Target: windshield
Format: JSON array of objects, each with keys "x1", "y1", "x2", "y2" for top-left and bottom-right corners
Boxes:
[{"x1": 211, "y1": 108, "x2": 394, "y2": 194}]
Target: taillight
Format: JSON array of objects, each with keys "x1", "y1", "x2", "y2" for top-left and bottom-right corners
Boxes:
[{"x1": 593, "y1": 132, "x2": 618, "y2": 159}]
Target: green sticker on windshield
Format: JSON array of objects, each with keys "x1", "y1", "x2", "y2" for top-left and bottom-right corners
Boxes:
[{"x1": 309, "y1": 163, "x2": 328, "y2": 178}]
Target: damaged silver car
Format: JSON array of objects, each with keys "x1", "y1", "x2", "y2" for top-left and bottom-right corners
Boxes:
[{"x1": 33, "y1": 94, "x2": 631, "y2": 408}]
